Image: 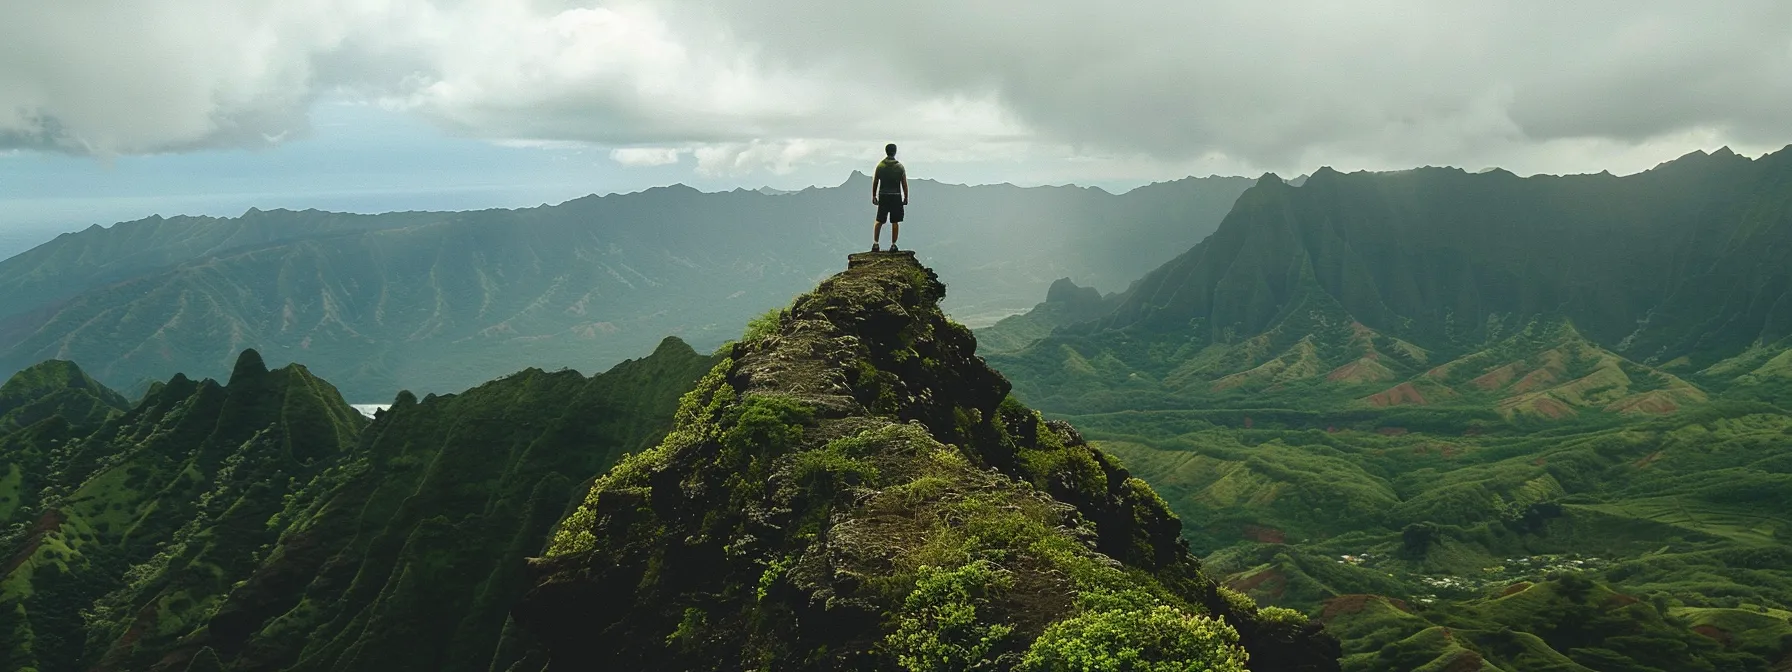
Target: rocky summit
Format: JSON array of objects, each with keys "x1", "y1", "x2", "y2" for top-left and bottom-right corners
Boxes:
[{"x1": 515, "y1": 251, "x2": 1340, "y2": 671}]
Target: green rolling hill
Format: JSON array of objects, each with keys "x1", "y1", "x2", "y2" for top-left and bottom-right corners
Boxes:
[{"x1": 983, "y1": 147, "x2": 1792, "y2": 670}]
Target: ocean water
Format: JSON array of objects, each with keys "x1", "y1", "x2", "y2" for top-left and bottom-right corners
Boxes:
[
  {"x1": 351, "y1": 404, "x2": 392, "y2": 419},
  {"x1": 0, "y1": 223, "x2": 77, "y2": 263}
]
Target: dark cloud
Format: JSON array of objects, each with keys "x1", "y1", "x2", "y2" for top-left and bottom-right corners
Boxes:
[{"x1": 3, "y1": 1, "x2": 1788, "y2": 176}]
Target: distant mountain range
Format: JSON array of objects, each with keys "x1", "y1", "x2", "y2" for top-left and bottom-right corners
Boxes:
[
  {"x1": 979, "y1": 147, "x2": 1792, "y2": 670},
  {"x1": 991, "y1": 146, "x2": 1792, "y2": 415},
  {"x1": 0, "y1": 174, "x2": 1250, "y2": 400}
]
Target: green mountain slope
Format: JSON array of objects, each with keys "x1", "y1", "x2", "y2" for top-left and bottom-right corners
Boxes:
[
  {"x1": 517, "y1": 252, "x2": 1339, "y2": 671},
  {"x1": 0, "y1": 338, "x2": 718, "y2": 672},
  {"x1": 0, "y1": 361, "x2": 131, "y2": 525},
  {"x1": 0, "y1": 175, "x2": 1250, "y2": 400},
  {"x1": 0, "y1": 252, "x2": 1346, "y2": 671},
  {"x1": 977, "y1": 278, "x2": 1123, "y2": 354},
  {"x1": 1, "y1": 351, "x2": 366, "y2": 672},
  {"x1": 978, "y1": 146, "x2": 1792, "y2": 669},
  {"x1": 993, "y1": 145, "x2": 1792, "y2": 415},
  {"x1": 0, "y1": 360, "x2": 131, "y2": 434},
  {"x1": 1052, "y1": 402, "x2": 1792, "y2": 670}
]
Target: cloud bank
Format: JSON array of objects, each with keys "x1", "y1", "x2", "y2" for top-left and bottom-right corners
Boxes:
[{"x1": 3, "y1": 0, "x2": 1789, "y2": 176}]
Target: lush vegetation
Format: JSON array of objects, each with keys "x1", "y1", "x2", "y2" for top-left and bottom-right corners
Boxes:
[
  {"x1": 0, "y1": 340, "x2": 719, "y2": 671},
  {"x1": 1028, "y1": 405, "x2": 1792, "y2": 669},
  {"x1": 983, "y1": 147, "x2": 1792, "y2": 670},
  {"x1": 0, "y1": 252, "x2": 1332, "y2": 671},
  {"x1": 518, "y1": 251, "x2": 1337, "y2": 671}
]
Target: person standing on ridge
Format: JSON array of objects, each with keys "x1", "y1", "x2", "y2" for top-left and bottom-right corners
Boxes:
[{"x1": 872, "y1": 143, "x2": 908, "y2": 252}]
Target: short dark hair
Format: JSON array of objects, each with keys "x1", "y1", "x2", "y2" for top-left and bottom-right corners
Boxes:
[{"x1": 885, "y1": 143, "x2": 897, "y2": 157}]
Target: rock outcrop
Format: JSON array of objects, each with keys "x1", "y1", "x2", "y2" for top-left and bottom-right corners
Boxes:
[{"x1": 516, "y1": 251, "x2": 1339, "y2": 670}]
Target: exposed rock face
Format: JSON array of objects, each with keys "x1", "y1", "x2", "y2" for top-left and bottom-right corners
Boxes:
[{"x1": 516, "y1": 251, "x2": 1339, "y2": 671}]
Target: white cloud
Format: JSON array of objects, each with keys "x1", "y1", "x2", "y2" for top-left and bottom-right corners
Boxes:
[
  {"x1": 2, "y1": 0, "x2": 1789, "y2": 178},
  {"x1": 609, "y1": 146, "x2": 682, "y2": 166}
]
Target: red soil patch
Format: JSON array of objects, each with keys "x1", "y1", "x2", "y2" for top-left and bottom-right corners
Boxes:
[
  {"x1": 1320, "y1": 594, "x2": 1412, "y2": 621},
  {"x1": 1242, "y1": 524, "x2": 1286, "y2": 544},
  {"x1": 1516, "y1": 396, "x2": 1577, "y2": 419},
  {"x1": 1604, "y1": 592, "x2": 1641, "y2": 608},
  {"x1": 1510, "y1": 367, "x2": 1562, "y2": 394},
  {"x1": 1608, "y1": 391, "x2": 1686, "y2": 415},
  {"x1": 1326, "y1": 426, "x2": 1340, "y2": 433},
  {"x1": 1410, "y1": 443, "x2": 1470, "y2": 461},
  {"x1": 1326, "y1": 356, "x2": 1396, "y2": 384},
  {"x1": 1500, "y1": 582, "x2": 1532, "y2": 597},
  {"x1": 1633, "y1": 450, "x2": 1664, "y2": 469},
  {"x1": 108, "y1": 602, "x2": 161, "y2": 663},
  {"x1": 1210, "y1": 375, "x2": 1251, "y2": 393},
  {"x1": 1366, "y1": 382, "x2": 1429, "y2": 407},
  {"x1": 1320, "y1": 595, "x2": 1374, "y2": 620},
  {"x1": 1692, "y1": 625, "x2": 1732, "y2": 646},
  {"x1": 1226, "y1": 568, "x2": 1287, "y2": 599},
  {"x1": 1243, "y1": 415, "x2": 1253, "y2": 429},
  {"x1": 1441, "y1": 651, "x2": 1485, "y2": 672},
  {"x1": 1470, "y1": 363, "x2": 1522, "y2": 391},
  {"x1": 1531, "y1": 457, "x2": 1548, "y2": 466},
  {"x1": 1377, "y1": 427, "x2": 1409, "y2": 436},
  {"x1": 2, "y1": 508, "x2": 67, "y2": 575}
]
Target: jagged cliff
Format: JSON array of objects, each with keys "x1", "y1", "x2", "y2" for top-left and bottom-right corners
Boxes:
[
  {"x1": 516, "y1": 252, "x2": 1340, "y2": 671},
  {"x1": 0, "y1": 342, "x2": 717, "y2": 672}
]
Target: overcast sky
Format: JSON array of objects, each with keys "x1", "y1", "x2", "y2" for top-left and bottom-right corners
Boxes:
[{"x1": 3, "y1": 1, "x2": 1791, "y2": 243}]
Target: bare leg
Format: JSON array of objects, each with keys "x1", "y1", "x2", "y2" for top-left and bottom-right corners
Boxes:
[
  {"x1": 891, "y1": 222, "x2": 900, "y2": 246},
  {"x1": 873, "y1": 220, "x2": 883, "y2": 244}
]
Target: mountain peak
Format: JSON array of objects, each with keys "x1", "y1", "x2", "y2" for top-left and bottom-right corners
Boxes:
[
  {"x1": 517, "y1": 253, "x2": 1338, "y2": 670},
  {"x1": 1045, "y1": 277, "x2": 1102, "y2": 305},
  {"x1": 229, "y1": 348, "x2": 268, "y2": 384},
  {"x1": 649, "y1": 335, "x2": 697, "y2": 358},
  {"x1": 0, "y1": 359, "x2": 130, "y2": 431},
  {"x1": 1, "y1": 360, "x2": 104, "y2": 400}
]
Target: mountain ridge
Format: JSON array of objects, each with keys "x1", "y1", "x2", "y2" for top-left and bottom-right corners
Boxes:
[
  {"x1": 993, "y1": 144, "x2": 1792, "y2": 415},
  {"x1": 0, "y1": 338, "x2": 720, "y2": 672},
  {"x1": 0, "y1": 176, "x2": 1254, "y2": 400}
]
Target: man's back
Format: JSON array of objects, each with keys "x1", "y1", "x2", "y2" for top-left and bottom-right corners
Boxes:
[{"x1": 874, "y1": 158, "x2": 906, "y2": 194}]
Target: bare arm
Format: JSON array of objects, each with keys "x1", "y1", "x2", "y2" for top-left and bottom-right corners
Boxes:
[
  {"x1": 901, "y1": 175, "x2": 910, "y2": 203},
  {"x1": 872, "y1": 174, "x2": 880, "y2": 203}
]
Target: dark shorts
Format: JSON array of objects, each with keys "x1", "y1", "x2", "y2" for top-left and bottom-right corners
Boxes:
[{"x1": 876, "y1": 197, "x2": 905, "y2": 223}]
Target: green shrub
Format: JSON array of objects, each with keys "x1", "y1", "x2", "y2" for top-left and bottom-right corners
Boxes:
[
  {"x1": 741, "y1": 309, "x2": 783, "y2": 342},
  {"x1": 1019, "y1": 605, "x2": 1248, "y2": 672},
  {"x1": 1216, "y1": 586, "x2": 1257, "y2": 616},
  {"x1": 885, "y1": 560, "x2": 1017, "y2": 672},
  {"x1": 1255, "y1": 606, "x2": 1309, "y2": 631}
]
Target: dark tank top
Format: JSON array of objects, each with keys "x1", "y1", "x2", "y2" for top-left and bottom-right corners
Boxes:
[{"x1": 874, "y1": 159, "x2": 906, "y2": 195}]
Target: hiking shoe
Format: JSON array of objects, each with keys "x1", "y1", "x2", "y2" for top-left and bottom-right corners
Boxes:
[
  {"x1": 890, "y1": 244, "x2": 900, "y2": 252},
  {"x1": 870, "y1": 243, "x2": 881, "y2": 252}
]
